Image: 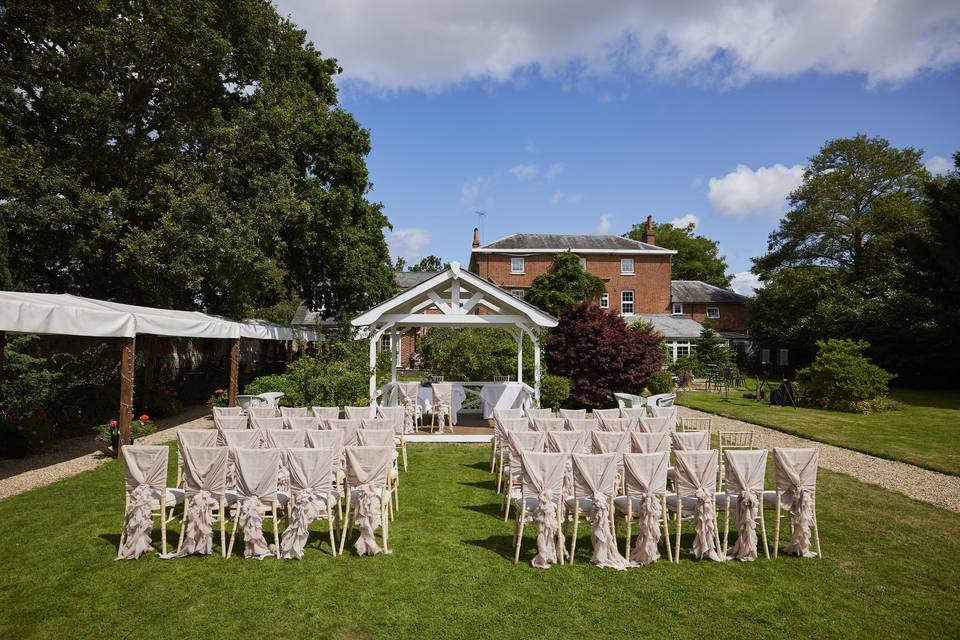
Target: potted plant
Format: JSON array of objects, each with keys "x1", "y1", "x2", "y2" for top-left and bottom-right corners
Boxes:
[
  {"x1": 95, "y1": 414, "x2": 156, "y2": 453},
  {"x1": 207, "y1": 387, "x2": 229, "y2": 408}
]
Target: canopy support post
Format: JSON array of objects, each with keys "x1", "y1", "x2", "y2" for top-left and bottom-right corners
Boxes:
[
  {"x1": 228, "y1": 338, "x2": 240, "y2": 407},
  {"x1": 369, "y1": 328, "x2": 378, "y2": 409},
  {"x1": 533, "y1": 329, "x2": 541, "y2": 408},
  {"x1": 118, "y1": 336, "x2": 136, "y2": 453},
  {"x1": 515, "y1": 328, "x2": 523, "y2": 384},
  {"x1": 390, "y1": 327, "x2": 398, "y2": 384}
]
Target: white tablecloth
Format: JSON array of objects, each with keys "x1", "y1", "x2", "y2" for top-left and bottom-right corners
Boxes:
[{"x1": 479, "y1": 383, "x2": 528, "y2": 419}]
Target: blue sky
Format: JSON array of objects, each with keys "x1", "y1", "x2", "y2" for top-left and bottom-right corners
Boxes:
[{"x1": 276, "y1": 1, "x2": 960, "y2": 293}]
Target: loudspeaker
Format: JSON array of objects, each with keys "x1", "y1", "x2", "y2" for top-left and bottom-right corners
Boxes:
[
  {"x1": 778, "y1": 349, "x2": 789, "y2": 366},
  {"x1": 761, "y1": 349, "x2": 771, "y2": 365}
]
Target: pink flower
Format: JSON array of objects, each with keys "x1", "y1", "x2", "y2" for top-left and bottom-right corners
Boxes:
[
  {"x1": 109, "y1": 419, "x2": 118, "y2": 427},
  {"x1": 139, "y1": 414, "x2": 150, "y2": 421},
  {"x1": 215, "y1": 388, "x2": 225, "y2": 395}
]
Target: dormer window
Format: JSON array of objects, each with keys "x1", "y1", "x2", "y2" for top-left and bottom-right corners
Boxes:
[
  {"x1": 510, "y1": 256, "x2": 525, "y2": 274},
  {"x1": 672, "y1": 302, "x2": 683, "y2": 315},
  {"x1": 620, "y1": 258, "x2": 635, "y2": 275}
]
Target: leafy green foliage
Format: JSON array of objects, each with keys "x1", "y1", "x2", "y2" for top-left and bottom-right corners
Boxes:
[
  {"x1": 0, "y1": 0, "x2": 394, "y2": 318},
  {"x1": 645, "y1": 370, "x2": 674, "y2": 395},
  {"x1": 796, "y1": 339, "x2": 894, "y2": 411},
  {"x1": 409, "y1": 255, "x2": 446, "y2": 272},
  {"x1": 627, "y1": 222, "x2": 730, "y2": 287},
  {"x1": 418, "y1": 328, "x2": 534, "y2": 382},
  {"x1": 525, "y1": 252, "x2": 606, "y2": 317},
  {"x1": 539, "y1": 374, "x2": 570, "y2": 411}
]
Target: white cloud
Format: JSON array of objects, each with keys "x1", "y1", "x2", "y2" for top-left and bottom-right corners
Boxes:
[
  {"x1": 595, "y1": 213, "x2": 615, "y2": 234},
  {"x1": 524, "y1": 142, "x2": 540, "y2": 154},
  {"x1": 509, "y1": 164, "x2": 539, "y2": 181},
  {"x1": 276, "y1": 1, "x2": 960, "y2": 91},
  {"x1": 460, "y1": 177, "x2": 482, "y2": 207},
  {"x1": 708, "y1": 164, "x2": 804, "y2": 217},
  {"x1": 545, "y1": 162, "x2": 567, "y2": 179},
  {"x1": 387, "y1": 227, "x2": 432, "y2": 262},
  {"x1": 669, "y1": 213, "x2": 699, "y2": 229},
  {"x1": 730, "y1": 271, "x2": 763, "y2": 297},
  {"x1": 926, "y1": 155, "x2": 953, "y2": 175},
  {"x1": 550, "y1": 191, "x2": 584, "y2": 205}
]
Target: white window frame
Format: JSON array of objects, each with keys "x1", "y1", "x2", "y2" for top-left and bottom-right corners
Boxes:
[
  {"x1": 706, "y1": 306, "x2": 720, "y2": 319},
  {"x1": 579, "y1": 257, "x2": 587, "y2": 270},
  {"x1": 620, "y1": 257, "x2": 635, "y2": 275},
  {"x1": 621, "y1": 290, "x2": 635, "y2": 315},
  {"x1": 510, "y1": 256, "x2": 525, "y2": 274},
  {"x1": 668, "y1": 340, "x2": 693, "y2": 361},
  {"x1": 672, "y1": 302, "x2": 683, "y2": 315},
  {"x1": 510, "y1": 289, "x2": 525, "y2": 300},
  {"x1": 599, "y1": 292, "x2": 609, "y2": 309}
]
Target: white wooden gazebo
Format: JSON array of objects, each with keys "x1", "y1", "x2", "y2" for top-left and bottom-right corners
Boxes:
[{"x1": 350, "y1": 261, "x2": 558, "y2": 407}]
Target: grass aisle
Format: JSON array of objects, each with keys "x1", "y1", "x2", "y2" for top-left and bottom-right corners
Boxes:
[
  {"x1": 0, "y1": 444, "x2": 958, "y2": 639},
  {"x1": 678, "y1": 389, "x2": 960, "y2": 476}
]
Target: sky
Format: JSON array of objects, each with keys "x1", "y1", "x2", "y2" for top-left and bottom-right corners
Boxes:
[{"x1": 274, "y1": 1, "x2": 960, "y2": 294}]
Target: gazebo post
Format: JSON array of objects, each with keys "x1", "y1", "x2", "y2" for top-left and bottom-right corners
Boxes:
[
  {"x1": 117, "y1": 336, "x2": 136, "y2": 452},
  {"x1": 390, "y1": 327, "x2": 398, "y2": 384},
  {"x1": 515, "y1": 328, "x2": 523, "y2": 384},
  {"x1": 368, "y1": 327, "x2": 379, "y2": 408},
  {"x1": 533, "y1": 329, "x2": 541, "y2": 407},
  {"x1": 228, "y1": 338, "x2": 240, "y2": 407}
]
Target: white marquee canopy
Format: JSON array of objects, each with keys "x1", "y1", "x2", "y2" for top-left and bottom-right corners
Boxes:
[{"x1": 350, "y1": 261, "x2": 558, "y2": 406}]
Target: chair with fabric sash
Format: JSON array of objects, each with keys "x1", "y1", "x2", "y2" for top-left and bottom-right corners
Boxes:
[
  {"x1": 772, "y1": 447, "x2": 821, "y2": 559},
  {"x1": 358, "y1": 429, "x2": 400, "y2": 516},
  {"x1": 398, "y1": 382, "x2": 423, "y2": 430},
  {"x1": 492, "y1": 408, "x2": 525, "y2": 472},
  {"x1": 286, "y1": 416, "x2": 323, "y2": 431},
  {"x1": 524, "y1": 407, "x2": 553, "y2": 420},
  {"x1": 430, "y1": 383, "x2": 454, "y2": 433},
  {"x1": 117, "y1": 445, "x2": 183, "y2": 559},
  {"x1": 721, "y1": 449, "x2": 769, "y2": 561},
  {"x1": 340, "y1": 446, "x2": 394, "y2": 556},
  {"x1": 377, "y1": 405, "x2": 408, "y2": 472},
  {"x1": 717, "y1": 430, "x2": 754, "y2": 489},
  {"x1": 569, "y1": 452, "x2": 633, "y2": 569},
  {"x1": 248, "y1": 406, "x2": 279, "y2": 419},
  {"x1": 176, "y1": 446, "x2": 229, "y2": 558},
  {"x1": 591, "y1": 408, "x2": 621, "y2": 428},
  {"x1": 646, "y1": 404, "x2": 678, "y2": 431},
  {"x1": 327, "y1": 419, "x2": 362, "y2": 448},
  {"x1": 513, "y1": 451, "x2": 568, "y2": 567},
  {"x1": 502, "y1": 431, "x2": 547, "y2": 521},
  {"x1": 616, "y1": 451, "x2": 672, "y2": 564},
  {"x1": 495, "y1": 418, "x2": 532, "y2": 493},
  {"x1": 280, "y1": 447, "x2": 340, "y2": 558},
  {"x1": 214, "y1": 415, "x2": 248, "y2": 439},
  {"x1": 598, "y1": 417, "x2": 636, "y2": 433},
  {"x1": 311, "y1": 406, "x2": 341, "y2": 424},
  {"x1": 619, "y1": 407, "x2": 648, "y2": 420},
  {"x1": 306, "y1": 429, "x2": 346, "y2": 521},
  {"x1": 531, "y1": 417, "x2": 566, "y2": 432},
  {"x1": 667, "y1": 449, "x2": 723, "y2": 562},
  {"x1": 175, "y1": 428, "x2": 219, "y2": 488},
  {"x1": 629, "y1": 431, "x2": 671, "y2": 454},
  {"x1": 637, "y1": 415, "x2": 675, "y2": 434},
  {"x1": 226, "y1": 448, "x2": 284, "y2": 559},
  {"x1": 558, "y1": 408, "x2": 586, "y2": 422},
  {"x1": 546, "y1": 430, "x2": 587, "y2": 501},
  {"x1": 279, "y1": 406, "x2": 310, "y2": 427},
  {"x1": 213, "y1": 406, "x2": 242, "y2": 419},
  {"x1": 344, "y1": 405, "x2": 375, "y2": 420}
]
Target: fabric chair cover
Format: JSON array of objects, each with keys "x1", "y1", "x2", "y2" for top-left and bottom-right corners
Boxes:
[
  {"x1": 592, "y1": 408, "x2": 620, "y2": 427},
  {"x1": 507, "y1": 431, "x2": 546, "y2": 456},
  {"x1": 214, "y1": 415, "x2": 247, "y2": 431},
  {"x1": 591, "y1": 431, "x2": 630, "y2": 456},
  {"x1": 377, "y1": 405, "x2": 406, "y2": 435},
  {"x1": 546, "y1": 431, "x2": 587, "y2": 498},
  {"x1": 328, "y1": 419, "x2": 362, "y2": 446},
  {"x1": 250, "y1": 416, "x2": 285, "y2": 431},
  {"x1": 221, "y1": 431, "x2": 261, "y2": 490},
  {"x1": 622, "y1": 452, "x2": 669, "y2": 564},
  {"x1": 565, "y1": 418, "x2": 599, "y2": 433},
  {"x1": 674, "y1": 449, "x2": 722, "y2": 561},
  {"x1": 724, "y1": 449, "x2": 767, "y2": 561},
  {"x1": 213, "y1": 406, "x2": 242, "y2": 418},
  {"x1": 619, "y1": 407, "x2": 648, "y2": 419},
  {"x1": 233, "y1": 448, "x2": 281, "y2": 558},
  {"x1": 248, "y1": 406, "x2": 278, "y2": 418},
  {"x1": 519, "y1": 451, "x2": 567, "y2": 568},
  {"x1": 177, "y1": 429, "x2": 218, "y2": 467},
  {"x1": 361, "y1": 417, "x2": 392, "y2": 432},
  {"x1": 118, "y1": 445, "x2": 169, "y2": 560},
  {"x1": 647, "y1": 404, "x2": 678, "y2": 431},
  {"x1": 774, "y1": 447, "x2": 819, "y2": 557},
  {"x1": 630, "y1": 431, "x2": 671, "y2": 454},
  {"x1": 344, "y1": 405, "x2": 374, "y2": 420},
  {"x1": 398, "y1": 382, "x2": 420, "y2": 430},
  {"x1": 358, "y1": 429, "x2": 395, "y2": 448},
  {"x1": 671, "y1": 431, "x2": 710, "y2": 451},
  {"x1": 494, "y1": 408, "x2": 524, "y2": 425},
  {"x1": 264, "y1": 429, "x2": 307, "y2": 449},
  {"x1": 280, "y1": 448, "x2": 336, "y2": 559},
  {"x1": 286, "y1": 416, "x2": 322, "y2": 431},
  {"x1": 345, "y1": 446, "x2": 393, "y2": 556},
  {"x1": 178, "y1": 446, "x2": 228, "y2": 556},
  {"x1": 431, "y1": 384, "x2": 453, "y2": 425},
  {"x1": 279, "y1": 407, "x2": 310, "y2": 426},
  {"x1": 499, "y1": 417, "x2": 530, "y2": 434},
  {"x1": 572, "y1": 453, "x2": 632, "y2": 569},
  {"x1": 306, "y1": 429, "x2": 345, "y2": 470},
  {"x1": 599, "y1": 417, "x2": 636, "y2": 432},
  {"x1": 525, "y1": 408, "x2": 552, "y2": 419},
  {"x1": 531, "y1": 417, "x2": 565, "y2": 432},
  {"x1": 558, "y1": 409, "x2": 586, "y2": 421},
  {"x1": 637, "y1": 415, "x2": 675, "y2": 433},
  {"x1": 311, "y1": 406, "x2": 341, "y2": 422}
]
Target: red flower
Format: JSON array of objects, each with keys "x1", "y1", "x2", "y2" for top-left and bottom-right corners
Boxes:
[
  {"x1": 139, "y1": 414, "x2": 150, "y2": 422},
  {"x1": 38, "y1": 411, "x2": 49, "y2": 419}
]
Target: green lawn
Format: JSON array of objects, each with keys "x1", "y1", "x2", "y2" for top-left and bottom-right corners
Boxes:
[
  {"x1": 677, "y1": 388, "x2": 960, "y2": 476},
  {"x1": 0, "y1": 444, "x2": 958, "y2": 639}
]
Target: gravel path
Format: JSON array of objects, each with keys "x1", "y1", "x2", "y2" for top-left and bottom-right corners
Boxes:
[
  {"x1": 0, "y1": 405, "x2": 213, "y2": 501},
  {"x1": 679, "y1": 406, "x2": 960, "y2": 513}
]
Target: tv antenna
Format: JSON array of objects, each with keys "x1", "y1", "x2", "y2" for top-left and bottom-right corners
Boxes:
[{"x1": 474, "y1": 210, "x2": 487, "y2": 242}]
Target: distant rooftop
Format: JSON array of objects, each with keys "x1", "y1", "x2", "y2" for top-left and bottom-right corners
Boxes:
[
  {"x1": 671, "y1": 280, "x2": 748, "y2": 304},
  {"x1": 634, "y1": 313, "x2": 705, "y2": 339},
  {"x1": 473, "y1": 234, "x2": 675, "y2": 253}
]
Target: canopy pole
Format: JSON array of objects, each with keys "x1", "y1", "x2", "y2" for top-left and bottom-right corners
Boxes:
[
  {"x1": 390, "y1": 328, "x2": 398, "y2": 384},
  {"x1": 369, "y1": 329, "x2": 378, "y2": 408},
  {"x1": 118, "y1": 336, "x2": 136, "y2": 453},
  {"x1": 515, "y1": 329, "x2": 523, "y2": 384},
  {"x1": 228, "y1": 338, "x2": 240, "y2": 407},
  {"x1": 141, "y1": 335, "x2": 157, "y2": 412},
  {"x1": 533, "y1": 329, "x2": 541, "y2": 407}
]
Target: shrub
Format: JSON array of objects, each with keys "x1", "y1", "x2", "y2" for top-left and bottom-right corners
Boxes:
[
  {"x1": 539, "y1": 374, "x2": 570, "y2": 411},
  {"x1": 546, "y1": 302, "x2": 664, "y2": 409},
  {"x1": 669, "y1": 354, "x2": 705, "y2": 377},
  {"x1": 418, "y1": 328, "x2": 533, "y2": 381},
  {"x1": 796, "y1": 339, "x2": 894, "y2": 411},
  {"x1": 646, "y1": 370, "x2": 674, "y2": 395}
]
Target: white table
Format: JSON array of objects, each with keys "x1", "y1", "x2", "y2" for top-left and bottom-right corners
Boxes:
[{"x1": 479, "y1": 382, "x2": 528, "y2": 419}]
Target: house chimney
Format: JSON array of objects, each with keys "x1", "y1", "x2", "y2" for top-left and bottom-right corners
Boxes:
[
  {"x1": 472, "y1": 227, "x2": 480, "y2": 248},
  {"x1": 641, "y1": 215, "x2": 656, "y2": 245}
]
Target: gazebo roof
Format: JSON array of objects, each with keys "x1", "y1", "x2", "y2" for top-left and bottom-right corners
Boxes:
[{"x1": 350, "y1": 262, "x2": 558, "y2": 329}]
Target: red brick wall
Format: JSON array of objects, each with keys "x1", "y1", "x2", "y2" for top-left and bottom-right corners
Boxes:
[
  {"x1": 681, "y1": 302, "x2": 748, "y2": 333},
  {"x1": 469, "y1": 252, "x2": 672, "y2": 315}
]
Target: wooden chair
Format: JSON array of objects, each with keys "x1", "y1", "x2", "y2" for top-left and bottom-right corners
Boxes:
[
  {"x1": 679, "y1": 416, "x2": 712, "y2": 432},
  {"x1": 494, "y1": 418, "x2": 531, "y2": 493},
  {"x1": 340, "y1": 446, "x2": 394, "y2": 556},
  {"x1": 667, "y1": 449, "x2": 723, "y2": 562},
  {"x1": 492, "y1": 408, "x2": 525, "y2": 472},
  {"x1": 281, "y1": 447, "x2": 340, "y2": 558},
  {"x1": 721, "y1": 449, "x2": 769, "y2": 561},
  {"x1": 226, "y1": 448, "x2": 283, "y2": 559},
  {"x1": 430, "y1": 383, "x2": 454, "y2": 433},
  {"x1": 377, "y1": 405, "x2": 408, "y2": 472},
  {"x1": 569, "y1": 452, "x2": 628, "y2": 567},
  {"x1": 502, "y1": 431, "x2": 546, "y2": 521},
  {"x1": 177, "y1": 446, "x2": 229, "y2": 558},
  {"x1": 616, "y1": 451, "x2": 672, "y2": 563},
  {"x1": 117, "y1": 445, "x2": 183, "y2": 559},
  {"x1": 358, "y1": 429, "x2": 400, "y2": 516},
  {"x1": 398, "y1": 381, "x2": 423, "y2": 430},
  {"x1": 512, "y1": 451, "x2": 568, "y2": 567},
  {"x1": 175, "y1": 428, "x2": 219, "y2": 487},
  {"x1": 286, "y1": 416, "x2": 323, "y2": 431},
  {"x1": 772, "y1": 447, "x2": 822, "y2": 559},
  {"x1": 718, "y1": 430, "x2": 754, "y2": 489}
]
